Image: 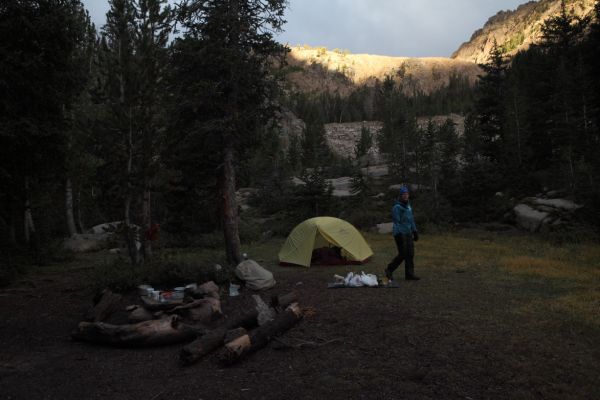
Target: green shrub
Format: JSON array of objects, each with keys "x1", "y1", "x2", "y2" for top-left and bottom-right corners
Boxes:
[
  {"x1": 542, "y1": 223, "x2": 600, "y2": 246},
  {"x1": 342, "y1": 206, "x2": 388, "y2": 230},
  {"x1": 88, "y1": 250, "x2": 232, "y2": 293},
  {"x1": 88, "y1": 257, "x2": 143, "y2": 292},
  {"x1": 239, "y1": 219, "x2": 266, "y2": 244}
]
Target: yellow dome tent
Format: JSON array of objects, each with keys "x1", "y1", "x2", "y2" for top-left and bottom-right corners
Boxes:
[{"x1": 278, "y1": 217, "x2": 373, "y2": 267}]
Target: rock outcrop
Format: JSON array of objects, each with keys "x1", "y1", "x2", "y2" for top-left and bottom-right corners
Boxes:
[
  {"x1": 324, "y1": 121, "x2": 383, "y2": 164},
  {"x1": 513, "y1": 196, "x2": 583, "y2": 233},
  {"x1": 452, "y1": 0, "x2": 596, "y2": 64},
  {"x1": 320, "y1": 115, "x2": 465, "y2": 164}
]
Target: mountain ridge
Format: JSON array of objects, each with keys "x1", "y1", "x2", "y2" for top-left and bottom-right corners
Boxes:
[
  {"x1": 285, "y1": 46, "x2": 481, "y2": 96},
  {"x1": 452, "y1": 0, "x2": 596, "y2": 63}
]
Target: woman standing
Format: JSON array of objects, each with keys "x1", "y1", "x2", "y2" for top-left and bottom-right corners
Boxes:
[{"x1": 385, "y1": 186, "x2": 420, "y2": 281}]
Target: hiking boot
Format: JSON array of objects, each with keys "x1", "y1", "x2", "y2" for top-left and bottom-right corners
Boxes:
[
  {"x1": 405, "y1": 275, "x2": 420, "y2": 281},
  {"x1": 385, "y1": 268, "x2": 393, "y2": 281}
]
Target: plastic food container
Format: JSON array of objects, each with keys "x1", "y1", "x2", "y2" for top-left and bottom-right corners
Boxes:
[
  {"x1": 138, "y1": 284, "x2": 153, "y2": 296},
  {"x1": 173, "y1": 287, "x2": 185, "y2": 300}
]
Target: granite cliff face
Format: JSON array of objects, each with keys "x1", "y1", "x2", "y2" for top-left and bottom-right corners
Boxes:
[
  {"x1": 452, "y1": 0, "x2": 596, "y2": 64},
  {"x1": 285, "y1": 46, "x2": 481, "y2": 96},
  {"x1": 284, "y1": 1, "x2": 597, "y2": 94}
]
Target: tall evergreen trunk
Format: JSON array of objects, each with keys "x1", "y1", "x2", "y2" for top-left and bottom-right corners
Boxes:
[
  {"x1": 141, "y1": 179, "x2": 152, "y2": 260},
  {"x1": 23, "y1": 178, "x2": 40, "y2": 263},
  {"x1": 223, "y1": 143, "x2": 241, "y2": 265},
  {"x1": 76, "y1": 189, "x2": 84, "y2": 232},
  {"x1": 125, "y1": 106, "x2": 140, "y2": 265},
  {"x1": 65, "y1": 178, "x2": 77, "y2": 236},
  {"x1": 512, "y1": 94, "x2": 522, "y2": 166},
  {"x1": 8, "y1": 203, "x2": 17, "y2": 247},
  {"x1": 401, "y1": 134, "x2": 407, "y2": 181},
  {"x1": 23, "y1": 178, "x2": 36, "y2": 245}
]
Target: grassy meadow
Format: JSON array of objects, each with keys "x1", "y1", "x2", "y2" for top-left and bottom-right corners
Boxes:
[
  {"x1": 252, "y1": 230, "x2": 600, "y2": 328},
  {"x1": 84, "y1": 229, "x2": 600, "y2": 329}
]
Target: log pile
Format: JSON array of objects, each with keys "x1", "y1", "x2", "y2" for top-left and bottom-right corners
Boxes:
[{"x1": 71, "y1": 282, "x2": 303, "y2": 366}]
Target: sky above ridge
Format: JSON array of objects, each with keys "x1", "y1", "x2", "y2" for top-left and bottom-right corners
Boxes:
[{"x1": 82, "y1": 0, "x2": 529, "y2": 57}]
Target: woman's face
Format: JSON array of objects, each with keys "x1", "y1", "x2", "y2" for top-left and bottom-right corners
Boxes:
[{"x1": 401, "y1": 192, "x2": 409, "y2": 202}]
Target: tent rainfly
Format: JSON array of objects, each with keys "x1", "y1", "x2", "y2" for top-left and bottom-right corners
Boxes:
[{"x1": 278, "y1": 217, "x2": 373, "y2": 267}]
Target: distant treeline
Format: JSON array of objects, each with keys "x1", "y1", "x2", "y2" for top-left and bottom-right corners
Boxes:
[
  {"x1": 286, "y1": 71, "x2": 475, "y2": 124},
  {"x1": 1, "y1": 0, "x2": 599, "y2": 269},
  {"x1": 284, "y1": 1, "x2": 600, "y2": 227}
]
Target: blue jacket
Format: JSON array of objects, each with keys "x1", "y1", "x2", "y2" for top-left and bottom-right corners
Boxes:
[{"x1": 392, "y1": 201, "x2": 417, "y2": 236}]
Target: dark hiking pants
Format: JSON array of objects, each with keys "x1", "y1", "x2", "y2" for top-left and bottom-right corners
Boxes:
[{"x1": 387, "y1": 234, "x2": 415, "y2": 278}]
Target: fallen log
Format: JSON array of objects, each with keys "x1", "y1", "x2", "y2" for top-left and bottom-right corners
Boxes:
[
  {"x1": 187, "y1": 281, "x2": 220, "y2": 299},
  {"x1": 179, "y1": 294, "x2": 299, "y2": 365},
  {"x1": 72, "y1": 315, "x2": 202, "y2": 347},
  {"x1": 85, "y1": 288, "x2": 122, "y2": 322},
  {"x1": 270, "y1": 292, "x2": 297, "y2": 311},
  {"x1": 128, "y1": 306, "x2": 154, "y2": 323},
  {"x1": 186, "y1": 298, "x2": 222, "y2": 324},
  {"x1": 217, "y1": 303, "x2": 303, "y2": 366},
  {"x1": 179, "y1": 309, "x2": 259, "y2": 365},
  {"x1": 167, "y1": 297, "x2": 222, "y2": 322},
  {"x1": 224, "y1": 327, "x2": 248, "y2": 344}
]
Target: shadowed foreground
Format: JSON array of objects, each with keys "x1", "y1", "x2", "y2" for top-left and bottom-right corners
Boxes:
[{"x1": 1, "y1": 231, "x2": 599, "y2": 400}]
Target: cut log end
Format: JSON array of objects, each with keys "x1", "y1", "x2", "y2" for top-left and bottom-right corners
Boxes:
[{"x1": 217, "y1": 302, "x2": 303, "y2": 366}]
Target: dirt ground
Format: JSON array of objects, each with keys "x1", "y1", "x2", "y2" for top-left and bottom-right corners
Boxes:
[{"x1": 1, "y1": 246, "x2": 599, "y2": 400}]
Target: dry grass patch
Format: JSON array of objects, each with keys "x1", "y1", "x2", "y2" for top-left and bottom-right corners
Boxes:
[
  {"x1": 500, "y1": 255, "x2": 600, "y2": 281},
  {"x1": 242, "y1": 229, "x2": 600, "y2": 326}
]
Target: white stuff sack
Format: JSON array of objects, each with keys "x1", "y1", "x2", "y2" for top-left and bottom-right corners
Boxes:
[
  {"x1": 360, "y1": 272, "x2": 379, "y2": 287},
  {"x1": 344, "y1": 272, "x2": 364, "y2": 287}
]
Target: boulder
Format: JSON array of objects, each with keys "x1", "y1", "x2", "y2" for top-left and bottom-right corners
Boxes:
[
  {"x1": 361, "y1": 165, "x2": 388, "y2": 178},
  {"x1": 530, "y1": 198, "x2": 582, "y2": 211},
  {"x1": 376, "y1": 222, "x2": 393, "y2": 234},
  {"x1": 513, "y1": 204, "x2": 549, "y2": 232},
  {"x1": 88, "y1": 221, "x2": 122, "y2": 234},
  {"x1": 63, "y1": 233, "x2": 112, "y2": 253},
  {"x1": 291, "y1": 177, "x2": 306, "y2": 186},
  {"x1": 513, "y1": 195, "x2": 584, "y2": 233},
  {"x1": 325, "y1": 177, "x2": 354, "y2": 197}
]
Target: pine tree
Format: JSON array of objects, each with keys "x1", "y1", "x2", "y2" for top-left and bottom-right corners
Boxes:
[
  {"x1": 99, "y1": 0, "x2": 172, "y2": 264},
  {"x1": 377, "y1": 76, "x2": 411, "y2": 181},
  {"x1": 354, "y1": 126, "x2": 373, "y2": 160},
  {"x1": 64, "y1": 10, "x2": 99, "y2": 236},
  {"x1": 170, "y1": 0, "x2": 287, "y2": 264},
  {"x1": 0, "y1": 0, "x2": 92, "y2": 256},
  {"x1": 474, "y1": 39, "x2": 507, "y2": 163},
  {"x1": 133, "y1": 0, "x2": 172, "y2": 259},
  {"x1": 301, "y1": 120, "x2": 330, "y2": 169},
  {"x1": 537, "y1": 0, "x2": 592, "y2": 192}
]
